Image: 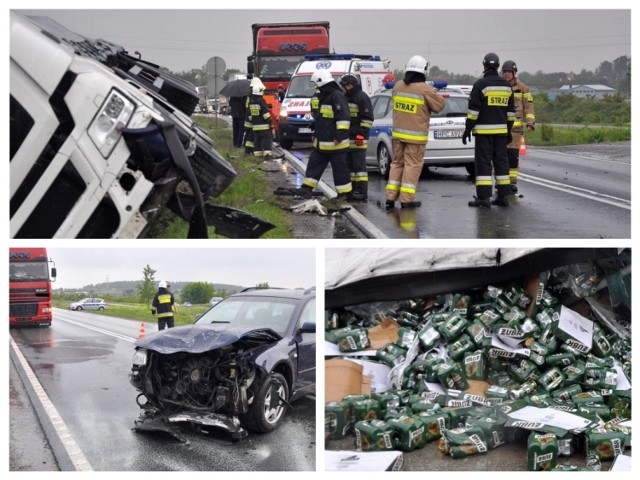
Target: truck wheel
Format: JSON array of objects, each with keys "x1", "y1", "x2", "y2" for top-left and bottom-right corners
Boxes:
[{"x1": 239, "y1": 372, "x2": 289, "y2": 433}]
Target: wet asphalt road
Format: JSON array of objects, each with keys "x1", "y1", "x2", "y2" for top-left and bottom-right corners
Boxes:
[
  {"x1": 10, "y1": 308, "x2": 316, "y2": 471},
  {"x1": 286, "y1": 142, "x2": 630, "y2": 239}
]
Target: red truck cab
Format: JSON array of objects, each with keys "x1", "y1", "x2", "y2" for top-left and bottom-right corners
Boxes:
[
  {"x1": 9, "y1": 248, "x2": 57, "y2": 327},
  {"x1": 247, "y1": 22, "x2": 330, "y2": 133}
]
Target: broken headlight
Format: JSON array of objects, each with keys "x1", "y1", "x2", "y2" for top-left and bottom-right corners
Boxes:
[
  {"x1": 132, "y1": 348, "x2": 148, "y2": 367},
  {"x1": 88, "y1": 88, "x2": 134, "y2": 157}
]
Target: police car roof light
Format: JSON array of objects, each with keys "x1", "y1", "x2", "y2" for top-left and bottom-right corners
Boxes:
[{"x1": 427, "y1": 80, "x2": 448, "y2": 89}]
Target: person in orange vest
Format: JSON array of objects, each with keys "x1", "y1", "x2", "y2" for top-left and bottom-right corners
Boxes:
[
  {"x1": 385, "y1": 55, "x2": 444, "y2": 209},
  {"x1": 502, "y1": 60, "x2": 535, "y2": 193},
  {"x1": 151, "y1": 281, "x2": 178, "y2": 330}
]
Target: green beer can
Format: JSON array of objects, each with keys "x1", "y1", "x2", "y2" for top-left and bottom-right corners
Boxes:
[{"x1": 354, "y1": 419, "x2": 395, "y2": 452}]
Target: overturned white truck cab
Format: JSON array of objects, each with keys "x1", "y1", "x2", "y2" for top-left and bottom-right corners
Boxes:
[{"x1": 10, "y1": 13, "x2": 271, "y2": 239}]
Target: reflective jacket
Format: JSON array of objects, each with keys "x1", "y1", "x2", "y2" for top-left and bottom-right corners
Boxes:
[
  {"x1": 466, "y1": 70, "x2": 515, "y2": 135},
  {"x1": 391, "y1": 80, "x2": 445, "y2": 144},
  {"x1": 508, "y1": 78, "x2": 535, "y2": 132},
  {"x1": 246, "y1": 94, "x2": 271, "y2": 132},
  {"x1": 345, "y1": 86, "x2": 374, "y2": 149},
  {"x1": 312, "y1": 85, "x2": 350, "y2": 153},
  {"x1": 152, "y1": 288, "x2": 175, "y2": 319}
]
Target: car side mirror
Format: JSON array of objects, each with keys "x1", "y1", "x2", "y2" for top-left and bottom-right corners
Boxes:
[{"x1": 299, "y1": 321, "x2": 316, "y2": 333}]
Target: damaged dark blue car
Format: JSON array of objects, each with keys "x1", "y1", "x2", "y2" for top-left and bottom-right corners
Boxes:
[{"x1": 129, "y1": 288, "x2": 316, "y2": 439}]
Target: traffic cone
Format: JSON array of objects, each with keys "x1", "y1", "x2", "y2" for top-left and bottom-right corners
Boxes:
[
  {"x1": 137, "y1": 323, "x2": 146, "y2": 339},
  {"x1": 519, "y1": 135, "x2": 527, "y2": 156}
]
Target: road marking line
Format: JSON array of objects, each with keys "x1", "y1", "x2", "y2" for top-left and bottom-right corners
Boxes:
[
  {"x1": 10, "y1": 338, "x2": 93, "y2": 471},
  {"x1": 56, "y1": 316, "x2": 137, "y2": 343},
  {"x1": 519, "y1": 173, "x2": 631, "y2": 210}
]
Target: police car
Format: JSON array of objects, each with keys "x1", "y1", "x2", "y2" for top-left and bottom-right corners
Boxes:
[
  {"x1": 365, "y1": 83, "x2": 475, "y2": 177},
  {"x1": 68, "y1": 298, "x2": 108, "y2": 311}
]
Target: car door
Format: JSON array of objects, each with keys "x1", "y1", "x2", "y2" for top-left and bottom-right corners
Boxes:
[{"x1": 292, "y1": 296, "x2": 316, "y2": 395}]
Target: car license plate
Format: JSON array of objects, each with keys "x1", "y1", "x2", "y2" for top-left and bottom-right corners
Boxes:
[
  {"x1": 434, "y1": 130, "x2": 463, "y2": 139},
  {"x1": 298, "y1": 127, "x2": 313, "y2": 133}
]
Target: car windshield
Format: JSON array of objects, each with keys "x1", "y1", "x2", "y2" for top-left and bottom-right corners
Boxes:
[
  {"x1": 286, "y1": 74, "x2": 341, "y2": 98},
  {"x1": 432, "y1": 96, "x2": 468, "y2": 118},
  {"x1": 195, "y1": 295, "x2": 298, "y2": 336}
]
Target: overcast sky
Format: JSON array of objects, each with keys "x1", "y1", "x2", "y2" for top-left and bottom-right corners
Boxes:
[
  {"x1": 14, "y1": 3, "x2": 631, "y2": 77},
  {"x1": 46, "y1": 248, "x2": 316, "y2": 290}
]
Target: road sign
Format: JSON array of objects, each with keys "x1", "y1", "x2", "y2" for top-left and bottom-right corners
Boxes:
[{"x1": 205, "y1": 56, "x2": 226, "y2": 96}]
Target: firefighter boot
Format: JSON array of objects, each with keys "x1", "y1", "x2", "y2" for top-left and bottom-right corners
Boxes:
[
  {"x1": 491, "y1": 196, "x2": 510, "y2": 207},
  {"x1": 468, "y1": 197, "x2": 491, "y2": 208}
]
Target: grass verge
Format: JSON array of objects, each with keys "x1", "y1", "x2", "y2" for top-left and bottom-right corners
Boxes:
[
  {"x1": 524, "y1": 124, "x2": 630, "y2": 146},
  {"x1": 148, "y1": 116, "x2": 293, "y2": 238},
  {"x1": 54, "y1": 300, "x2": 209, "y2": 327}
]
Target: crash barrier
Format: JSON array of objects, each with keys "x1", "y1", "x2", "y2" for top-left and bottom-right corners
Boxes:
[{"x1": 325, "y1": 255, "x2": 631, "y2": 471}]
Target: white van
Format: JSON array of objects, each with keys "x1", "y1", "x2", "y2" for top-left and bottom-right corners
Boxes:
[{"x1": 276, "y1": 54, "x2": 392, "y2": 149}]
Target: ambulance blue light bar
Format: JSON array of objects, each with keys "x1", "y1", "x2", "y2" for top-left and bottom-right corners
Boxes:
[{"x1": 304, "y1": 53, "x2": 381, "y2": 61}]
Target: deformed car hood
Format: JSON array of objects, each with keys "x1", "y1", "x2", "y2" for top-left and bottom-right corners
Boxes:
[{"x1": 135, "y1": 324, "x2": 282, "y2": 354}]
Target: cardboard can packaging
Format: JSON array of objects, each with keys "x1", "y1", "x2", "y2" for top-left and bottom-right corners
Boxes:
[
  {"x1": 353, "y1": 398, "x2": 380, "y2": 423},
  {"x1": 527, "y1": 432, "x2": 558, "y2": 471},
  {"x1": 584, "y1": 428, "x2": 625, "y2": 461},
  {"x1": 415, "y1": 411, "x2": 449, "y2": 443},
  {"x1": 354, "y1": 419, "x2": 395, "y2": 452},
  {"x1": 325, "y1": 401, "x2": 350, "y2": 440},
  {"x1": 337, "y1": 328, "x2": 370, "y2": 352},
  {"x1": 387, "y1": 415, "x2": 427, "y2": 452}
]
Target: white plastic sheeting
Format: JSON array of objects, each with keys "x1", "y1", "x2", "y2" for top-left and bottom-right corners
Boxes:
[{"x1": 325, "y1": 248, "x2": 541, "y2": 290}]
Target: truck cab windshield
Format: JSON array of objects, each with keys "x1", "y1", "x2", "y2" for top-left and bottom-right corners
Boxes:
[{"x1": 10, "y1": 262, "x2": 49, "y2": 281}]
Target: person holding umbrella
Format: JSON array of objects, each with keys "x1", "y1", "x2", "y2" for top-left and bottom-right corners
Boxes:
[{"x1": 220, "y1": 79, "x2": 251, "y2": 149}]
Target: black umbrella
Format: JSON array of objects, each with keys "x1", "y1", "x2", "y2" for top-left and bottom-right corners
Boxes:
[{"x1": 219, "y1": 79, "x2": 251, "y2": 98}]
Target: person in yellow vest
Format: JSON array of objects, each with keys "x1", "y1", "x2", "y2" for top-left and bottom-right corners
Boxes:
[
  {"x1": 502, "y1": 60, "x2": 535, "y2": 193},
  {"x1": 385, "y1": 55, "x2": 444, "y2": 209},
  {"x1": 151, "y1": 280, "x2": 178, "y2": 330}
]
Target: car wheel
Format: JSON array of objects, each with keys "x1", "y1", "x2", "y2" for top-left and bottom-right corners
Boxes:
[
  {"x1": 465, "y1": 163, "x2": 476, "y2": 178},
  {"x1": 98, "y1": 306, "x2": 105, "y2": 311},
  {"x1": 378, "y1": 144, "x2": 391, "y2": 177},
  {"x1": 76, "y1": 306, "x2": 83, "y2": 311},
  {"x1": 239, "y1": 372, "x2": 289, "y2": 433}
]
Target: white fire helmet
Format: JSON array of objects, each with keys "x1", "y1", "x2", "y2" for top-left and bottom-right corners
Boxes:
[
  {"x1": 405, "y1": 55, "x2": 428, "y2": 74},
  {"x1": 252, "y1": 84, "x2": 265, "y2": 95},
  {"x1": 310, "y1": 69, "x2": 335, "y2": 88},
  {"x1": 158, "y1": 280, "x2": 167, "y2": 288}
]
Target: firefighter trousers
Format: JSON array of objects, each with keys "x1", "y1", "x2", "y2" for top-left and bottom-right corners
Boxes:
[
  {"x1": 252, "y1": 129, "x2": 273, "y2": 158},
  {"x1": 386, "y1": 139, "x2": 426, "y2": 203},
  {"x1": 347, "y1": 149, "x2": 368, "y2": 196},
  {"x1": 507, "y1": 148, "x2": 520, "y2": 185},
  {"x1": 303, "y1": 150, "x2": 352, "y2": 195},
  {"x1": 474, "y1": 135, "x2": 510, "y2": 199}
]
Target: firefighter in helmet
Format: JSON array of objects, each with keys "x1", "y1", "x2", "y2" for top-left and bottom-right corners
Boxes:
[
  {"x1": 297, "y1": 69, "x2": 352, "y2": 198},
  {"x1": 502, "y1": 60, "x2": 535, "y2": 193},
  {"x1": 339, "y1": 73, "x2": 374, "y2": 201},
  {"x1": 246, "y1": 79, "x2": 273, "y2": 159},
  {"x1": 151, "y1": 281, "x2": 178, "y2": 330},
  {"x1": 463, "y1": 52, "x2": 515, "y2": 207},
  {"x1": 385, "y1": 55, "x2": 444, "y2": 209}
]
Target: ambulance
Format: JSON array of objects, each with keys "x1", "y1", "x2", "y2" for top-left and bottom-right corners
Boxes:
[{"x1": 276, "y1": 54, "x2": 392, "y2": 149}]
